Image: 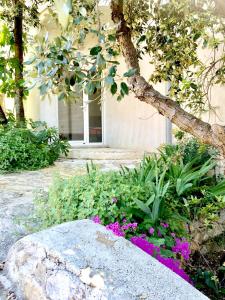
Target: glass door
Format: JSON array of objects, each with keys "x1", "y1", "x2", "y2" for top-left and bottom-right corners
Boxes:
[
  {"x1": 88, "y1": 88, "x2": 102, "y2": 143},
  {"x1": 58, "y1": 93, "x2": 85, "y2": 142},
  {"x1": 58, "y1": 90, "x2": 103, "y2": 144}
]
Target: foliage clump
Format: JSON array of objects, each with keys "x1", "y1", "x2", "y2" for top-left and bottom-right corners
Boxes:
[
  {"x1": 0, "y1": 116, "x2": 69, "y2": 172},
  {"x1": 35, "y1": 138, "x2": 225, "y2": 231},
  {"x1": 32, "y1": 138, "x2": 225, "y2": 298}
]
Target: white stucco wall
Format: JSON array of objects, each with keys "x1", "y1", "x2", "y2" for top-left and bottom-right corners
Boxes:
[{"x1": 103, "y1": 56, "x2": 167, "y2": 151}]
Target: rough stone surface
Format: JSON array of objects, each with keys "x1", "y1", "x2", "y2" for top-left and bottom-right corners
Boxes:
[
  {"x1": 191, "y1": 208, "x2": 225, "y2": 253},
  {"x1": 4, "y1": 220, "x2": 208, "y2": 300},
  {"x1": 0, "y1": 158, "x2": 138, "y2": 263}
]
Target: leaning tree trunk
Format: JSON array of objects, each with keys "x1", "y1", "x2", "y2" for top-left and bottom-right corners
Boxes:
[
  {"x1": 111, "y1": 0, "x2": 225, "y2": 158},
  {"x1": 0, "y1": 104, "x2": 7, "y2": 125},
  {"x1": 14, "y1": 0, "x2": 25, "y2": 123}
]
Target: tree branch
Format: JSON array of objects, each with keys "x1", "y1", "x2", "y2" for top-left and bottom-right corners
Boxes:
[{"x1": 110, "y1": 0, "x2": 225, "y2": 157}]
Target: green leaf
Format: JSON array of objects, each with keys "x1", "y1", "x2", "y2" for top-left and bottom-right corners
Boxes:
[
  {"x1": 146, "y1": 194, "x2": 155, "y2": 206},
  {"x1": 148, "y1": 237, "x2": 165, "y2": 247},
  {"x1": 24, "y1": 57, "x2": 36, "y2": 65},
  {"x1": 123, "y1": 68, "x2": 136, "y2": 77},
  {"x1": 70, "y1": 76, "x2": 76, "y2": 86},
  {"x1": 109, "y1": 65, "x2": 117, "y2": 77},
  {"x1": 134, "y1": 199, "x2": 152, "y2": 216},
  {"x1": 58, "y1": 92, "x2": 66, "y2": 101},
  {"x1": 160, "y1": 248, "x2": 175, "y2": 258},
  {"x1": 110, "y1": 82, "x2": 117, "y2": 95},
  {"x1": 90, "y1": 46, "x2": 102, "y2": 56},
  {"x1": 105, "y1": 76, "x2": 114, "y2": 85},
  {"x1": 137, "y1": 35, "x2": 146, "y2": 44},
  {"x1": 39, "y1": 83, "x2": 48, "y2": 96},
  {"x1": 96, "y1": 53, "x2": 106, "y2": 69},
  {"x1": 85, "y1": 81, "x2": 95, "y2": 95},
  {"x1": 120, "y1": 82, "x2": 129, "y2": 95},
  {"x1": 108, "y1": 34, "x2": 116, "y2": 42}
]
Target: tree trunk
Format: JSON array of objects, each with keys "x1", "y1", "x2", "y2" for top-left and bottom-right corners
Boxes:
[
  {"x1": 14, "y1": 0, "x2": 25, "y2": 123},
  {"x1": 0, "y1": 104, "x2": 7, "y2": 125},
  {"x1": 111, "y1": 0, "x2": 225, "y2": 157}
]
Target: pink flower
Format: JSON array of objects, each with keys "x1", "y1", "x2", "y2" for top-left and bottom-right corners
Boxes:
[
  {"x1": 130, "y1": 236, "x2": 160, "y2": 256},
  {"x1": 121, "y1": 222, "x2": 138, "y2": 231},
  {"x1": 161, "y1": 222, "x2": 169, "y2": 228},
  {"x1": 106, "y1": 222, "x2": 125, "y2": 237},
  {"x1": 149, "y1": 227, "x2": 155, "y2": 235},
  {"x1": 171, "y1": 232, "x2": 176, "y2": 238},
  {"x1": 130, "y1": 236, "x2": 191, "y2": 283},
  {"x1": 172, "y1": 238, "x2": 191, "y2": 260},
  {"x1": 112, "y1": 197, "x2": 118, "y2": 203},
  {"x1": 92, "y1": 216, "x2": 101, "y2": 224}
]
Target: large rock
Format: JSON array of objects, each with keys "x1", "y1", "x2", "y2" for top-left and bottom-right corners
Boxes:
[{"x1": 4, "y1": 220, "x2": 208, "y2": 300}]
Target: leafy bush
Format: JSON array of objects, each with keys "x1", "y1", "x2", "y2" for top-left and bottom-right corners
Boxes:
[
  {"x1": 33, "y1": 138, "x2": 225, "y2": 299},
  {"x1": 35, "y1": 166, "x2": 149, "y2": 228},
  {"x1": 35, "y1": 140, "x2": 225, "y2": 236},
  {"x1": 172, "y1": 133, "x2": 218, "y2": 168},
  {"x1": 0, "y1": 118, "x2": 69, "y2": 172}
]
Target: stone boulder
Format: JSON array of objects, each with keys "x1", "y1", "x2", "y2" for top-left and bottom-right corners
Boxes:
[{"x1": 4, "y1": 220, "x2": 208, "y2": 300}]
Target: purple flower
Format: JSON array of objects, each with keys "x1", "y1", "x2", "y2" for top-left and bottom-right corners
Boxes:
[
  {"x1": 92, "y1": 216, "x2": 101, "y2": 224},
  {"x1": 123, "y1": 218, "x2": 127, "y2": 223},
  {"x1": 171, "y1": 232, "x2": 176, "y2": 238},
  {"x1": 172, "y1": 238, "x2": 191, "y2": 260},
  {"x1": 161, "y1": 222, "x2": 169, "y2": 228},
  {"x1": 140, "y1": 234, "x2": 147, "y2": 239},
  {"x1": 112, "y1": 197, "x2": 118, "y2": 203},
  {"x1": 121, "y1": 222, "x2": 138, "y2": 231},
  {"x1": 130, "y1": 236, "x2": 191, "y2": 283},
  {"x1": 157, "y1": 255, "x2": 191, "y2": 283},
  {"x1": 149, "y1": 227, "x2": 155, "y2": 235},
  {"x1": 106, "y1": 222, "x2": 125, "y2": 237},
  {"x1": 130, "y1": 236, "x2": 160, "y2": 256},
  {"x1": 158, "y1": 230, "x2": 162, "y2": 237}
]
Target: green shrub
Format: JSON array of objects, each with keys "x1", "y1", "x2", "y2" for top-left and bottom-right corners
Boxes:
[
  {"x1": 35, "y1": 166, "x2": 149, "y2": 229},
  {"x1": 0, "y1": 119, "x2": 69, "y2": 172},
  {"x1": 34, "y1": 139, "x2": 225, "y2": 236}
]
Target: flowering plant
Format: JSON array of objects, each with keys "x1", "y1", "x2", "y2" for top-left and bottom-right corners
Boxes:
[{"x1": 92, "y1": 216, "x2": 191, "y2": 283}]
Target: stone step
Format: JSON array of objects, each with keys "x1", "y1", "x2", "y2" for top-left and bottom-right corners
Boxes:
[{"x1": 67, "y1": 147, "x2": 147, "y2": 160}]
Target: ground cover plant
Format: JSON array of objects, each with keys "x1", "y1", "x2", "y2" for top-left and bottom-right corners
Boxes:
[
  {"x1": 0, "y1": 116, "x2": 69, "y2": 172},
  {"x1": 34, "y1": 138, "x2": 225, "y2": 298}
]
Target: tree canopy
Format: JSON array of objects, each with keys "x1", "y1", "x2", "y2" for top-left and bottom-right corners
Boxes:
[{"x1": 1, "y1": 0, "x2": 225, "y2": 155}]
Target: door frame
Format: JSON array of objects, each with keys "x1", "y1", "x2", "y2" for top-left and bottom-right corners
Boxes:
[{"x1": 68, "y1": 92, "x2": 105, "y2": 147}]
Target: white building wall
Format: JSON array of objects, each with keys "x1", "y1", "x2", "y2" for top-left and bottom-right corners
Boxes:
[{"x1": 104, "y1": 56, "x2": 167, "y2": 151}]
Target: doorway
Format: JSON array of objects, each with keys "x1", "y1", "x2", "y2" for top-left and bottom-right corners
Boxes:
[{"x1": 58, "y1": 90, "x2": 103, "y2": 145}]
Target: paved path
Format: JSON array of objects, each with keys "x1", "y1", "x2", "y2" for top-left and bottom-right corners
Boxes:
[{"x1": 0, "y1": 159, "x2": 138, "y2": 262}]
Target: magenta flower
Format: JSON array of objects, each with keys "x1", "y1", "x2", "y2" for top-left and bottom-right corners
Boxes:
[
  {"x1": 106, "y1": 222, "x2": 125, "y2": 237},
  {"x1": 156, "y1": 255, "x2": 191, "y2": 283},
  {"x1": 121, "y1": 222, "x2": 138, "y2": 231},
  {"x1": 130, "y1": 236, "x2": 191, "y2": 283},
  {"x1": 172, "y1": 238, "x2": 191, "y2": 260},
  {"x1": 161, "y1": 222, "x2": 169, "y2": 228},
  {"x1": 130, "y1": 236, "x2": 160, "y2": 256},
  {"x1": 149, "y1": 227, "x2": 155, "y2": 235},
  {"x1": 112, "y1": 197, "x2": 118, "y2": 203},
  {"x1": 92, "y1": 216, "x2": 101, "y2": 224}
]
